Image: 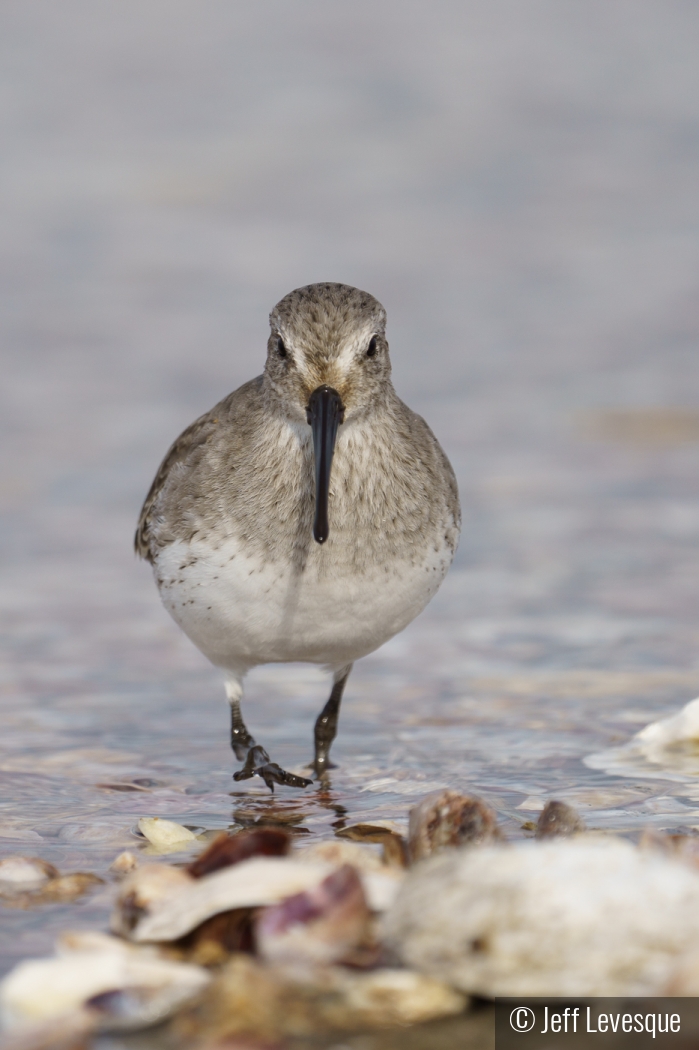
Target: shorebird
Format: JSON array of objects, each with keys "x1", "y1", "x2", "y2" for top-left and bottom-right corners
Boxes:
[{"x1": 135, "y1": 283, "x2": 460, "y2": 790}]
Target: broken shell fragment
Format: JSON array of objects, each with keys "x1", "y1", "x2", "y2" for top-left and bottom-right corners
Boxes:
[
  {"x1": 0, "y1": 858, "x2": 58, "y2": 894},
  {"x1": 0, "y1": 865, "x2": 103, "y2": 910},
  {"x1": 0, "y1": 1010, "x2": 95, "y2": 1050},
  {"x1": 112, "y1": 863, "x2": 194, "y2": 936},
  {"x1": 535, "y1": 800, "x2": 586, "y2": 839},
  {"x1": 109, "y1": 851, "x2": 138, "y2": 875},
  {"x1": 114, "y1": 856, "x2": 400, "y2": 944},
  {"x1": 408, "y1": 790, "x2": 501, "y2": 861},
  {"x1": 37, "y1": 873, "x2": 104, "y2": 904},
  {"x1": 56, "y1": 931, "x2": 125, "y2": 955},
  {"x1": 635, "y1": 695, "x2": 699, "y2": 758},
  {"x1": 187, "y1": 829, "x2": 290, "y2": 878},
  {"x1": 0, "y1": 936, "x2": 210, "y2": 1032},
  {"x1": 586, "y1": 694, "x2": 699, "y2": 780},
  {"x1": 335, "y1": 825, "x2": 408, "y2": 867},
  {"x1": 639, "y1": 827, "x2": 699, "y2": 867},
  {"x1": 137, "y1": 817, "x2": 198, "y2": 852},
  {"x1": 295, "y1": 838, "x2": 387, "y2": 872},
  {"x1": 176, "y1": 909, "x2": 256, "y2": 968},
  {"x1": 336, "y1": 966, "x2": 466, "y2": 1027},
  {"x1": 382, "y1": 836, "x2": 699, "y2": 996},
  {"x1": 256, "y1": 864, "x2": 371, "y2": 966},
  {"x1": 176, "y1": 954, "x2": 466, "y2": 1040}
]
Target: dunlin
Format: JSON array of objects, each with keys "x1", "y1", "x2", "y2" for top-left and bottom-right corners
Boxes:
[{"x1": 136, "y1": 283, "x2": 460, "y2": 789}]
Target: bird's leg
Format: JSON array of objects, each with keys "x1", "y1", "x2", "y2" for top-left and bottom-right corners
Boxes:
[
  {"x1": 229, "y1": 699, "x2": 255, "y2": 761},
  {"x1": 312, "y1": 664, "x2": 352, "y2": 776},
  {"x1": 226, "y1": 685, "x2": 312, "y2": 793}
]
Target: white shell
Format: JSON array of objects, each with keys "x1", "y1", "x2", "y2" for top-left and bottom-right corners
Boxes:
[
  {"x1": 338, "y1": 967, "x2": 466, "y2": 1025},
  {"x1": 0, "y1": 934, "x2": 210, "y2": 1031},
  {"x1": 294, "y1": 840, "x2": 386, "y2": 872},
  {"x1": 117, "y1": 856, "x2": 402, "y2": 943},
  {"x1": 635, "y1": 696, "x2": 699, "y2": 754},
  {"x1": 382, "y1": 836, "x2": 699, "y2": 997},
  {"x1": 0, "y1": 857, "x2": 55, "y2": 893},
  {"x1": 137, "y1": 817, "x2": 198, "y2": 852},
  {"x1": 109, "y1": 851, "x2": 138, "y2": 875},
  {"x1": 187, "y1": 953, "x2": 466, "y2": 1037},
  {"x1": 586, "y1": 695, "x2": 699, "y2": 782}
]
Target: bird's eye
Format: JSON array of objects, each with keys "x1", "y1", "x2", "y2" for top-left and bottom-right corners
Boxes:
[
  {"x1": 277, "y1": 338, "x2": 287, "y2": 359},
  {"x1": 366, "y1": 336, "x2": 378, "y2": 358}
]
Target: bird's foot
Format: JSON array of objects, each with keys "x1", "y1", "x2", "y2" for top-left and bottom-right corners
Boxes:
[{"x1": 233, "y1": 744, "x2": 312, "y2": 793}]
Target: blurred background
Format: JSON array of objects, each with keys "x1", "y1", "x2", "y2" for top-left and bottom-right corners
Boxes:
[{"x1": 2, "y1": 0, "x2": 699, "y2": 971}]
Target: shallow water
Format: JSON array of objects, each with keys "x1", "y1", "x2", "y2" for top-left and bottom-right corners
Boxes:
[{"x1": 2, "y1": 3, "x2": 699, "y2": 1044}]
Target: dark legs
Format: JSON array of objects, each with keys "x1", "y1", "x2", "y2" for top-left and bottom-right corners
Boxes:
[
  {"x1": 229, "y1": 699, "x2": 312, "y2": 792},
  {"x1": 312, "y1": 663, "x2": 352, "y2": 776},
  {"x1": 225, "y1": 664, "x2": 352, "y2": 791},
  {"x1": 230, "y1": 700, "x2": 255, "y2": 761}
]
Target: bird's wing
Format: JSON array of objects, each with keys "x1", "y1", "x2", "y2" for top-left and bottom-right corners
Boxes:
[
  {"x1": 135, "y1": 376, "x2": 265, "y2": 563},
  {"x1": 134, "y1": 407, "x2": 221, "y2": 563}
]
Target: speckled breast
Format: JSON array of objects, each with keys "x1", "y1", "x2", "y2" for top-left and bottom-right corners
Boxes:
[{"x1": 153, "y1": 529, "x2": 453, "y2": 676}]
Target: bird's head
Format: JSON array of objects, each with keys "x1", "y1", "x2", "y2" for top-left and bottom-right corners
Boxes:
[
  {"x1": 264, "y1": 283, "x2": 391, "y2": 544},
  {"x1": 265, "y1": 282, "x2": 390, "y2": 422}
]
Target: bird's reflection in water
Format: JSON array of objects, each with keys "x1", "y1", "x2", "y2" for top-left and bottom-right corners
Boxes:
[{"x1": 230, "y1": 790, "x2": 348, "y2": 838}]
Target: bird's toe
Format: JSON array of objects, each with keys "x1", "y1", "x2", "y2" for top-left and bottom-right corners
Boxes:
[
  {"x1": 260, "y1": 762, "x2": 313, "y2": 790},
  {"x1": 233, "y1": 758, "x2": 312, "y2": 792}
]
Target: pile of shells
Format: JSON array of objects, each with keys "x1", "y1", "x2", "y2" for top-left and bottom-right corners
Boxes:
[{"x1": 6, "y1": 779, "x2": 699, "y2": 1047}]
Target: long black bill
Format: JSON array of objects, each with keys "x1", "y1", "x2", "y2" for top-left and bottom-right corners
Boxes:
[{"x1": 306, "y1": 385, "x2": 345, "y2": 544}]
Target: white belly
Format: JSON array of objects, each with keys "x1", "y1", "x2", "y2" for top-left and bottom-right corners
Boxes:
[{"x1": 153, "y1": 535, "x2": 450, "y2": 675}]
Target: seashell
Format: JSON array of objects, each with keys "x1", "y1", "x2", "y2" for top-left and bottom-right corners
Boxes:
[
  {"x1": 662, "y1": 947, "x2": 699, "y2": 994},
  {"x1": 639, "y1": 828, "x2": 699, "y2": 877},
  {"x1": 175, "y1": 954, "x2": 466, "y2": 1040},
  {"x1": 109, "y1": 851, "x2": 138, "y2": 875},
  {"x1": 86, "y1": 981, "x2": 202, "y2": 1031},
  {"x1": 176, "y1": 909, "x2": 256, "y2": 968},
  {"x1": 0, "y1": 935, "x2": 210, "y2": 1033},
  {"x1": 408, "y1": 790, "x2": 501, "y2": 861},
  {"x1": 0, "y1": 868, "x2": 103, "y2": 911},
  {"x1": 56, "y1": 931, "x2": 126, "y2": 955},
  {"x1": 635, "y1": 696, "x2": 699, "y2": 755},
  {"x1": 114, "y1": 856, "x2": 402, "y2": 943},
  {"x1": 256, "y1": 864, "x2": 370, "y2": 966},
  {"x1": 535, "y1": 800, "x2": 585, "y2": 839},
  {"x1": 187, "y1": 829, "x2": 290, "y2": 878},
  {"x1": 112, "y1": 863, "x2": 194, "y2": 936},
  {"x1": 36, "y1": 873, "x2": 103, "y2": 904},
  {"x1": 0, "y1": 1010, "x2": 94, "y2": 1050},
  {"x1": 137, "y1": 817, "x2": 198, "y2": 852},
  {"x1": 0, "y1": 858, "x2": 58, "y2": 894},
  {"x1": 295, "y1": 838, "x2": 387, "y2": 872},
  {"x1": 334, "y1": 825, "x2": 408, "y2": 867},
  {"x1": 382, "y1": 836, "x2": 699, "y2": 997},
  {"x1": 586, "y1": 695, "x2": 699, "y2": 781},
  {"x1": 334, "y1": 966, "x2": 466, "y2": 1027}
]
